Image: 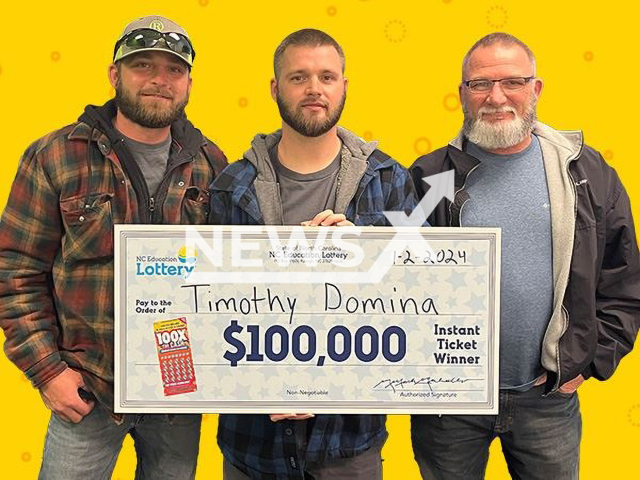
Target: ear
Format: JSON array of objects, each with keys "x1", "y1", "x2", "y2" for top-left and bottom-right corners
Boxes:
[
  {"x1": 458, "y1": 83, "x2": 463, "y2": 103},
  {"x1": 270, "y1": 78, "x2": 278, "y2": 101},
  {"x1": 533, "y1": 78, "x2": 544, "y2": 98},
  {"x1": 187, "y1": 74, "x2": 193, "y2": 94},
  {"x1": 344, "y1": 77, "x2": 349, "y2": 93},
  {"x1": 108, "y1": 63, "x2": 118, "y2": 89}
]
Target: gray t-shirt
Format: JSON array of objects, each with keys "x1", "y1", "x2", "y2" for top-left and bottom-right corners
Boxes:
[
  {"x1": 269, "y1": 144, "x2": 341, "y2": 226},
  {"x1": 462, "y1": 135, "x2": 554, "y2": 390},
  {"x1": 124, "y1": 135, "x2": 172, "y2": 196}
]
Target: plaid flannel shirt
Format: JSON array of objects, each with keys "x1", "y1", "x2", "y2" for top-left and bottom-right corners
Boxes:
[
  {"x1": 210, "y1": 134, "x2": 419, "y2": 479},
  {"x1": 0, "y1": 100, "x2": 227, "y2": 410}
]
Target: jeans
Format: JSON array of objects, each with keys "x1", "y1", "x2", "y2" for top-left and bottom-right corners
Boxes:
[
  {"x1": 38, "y1": 403, "x2": 201, "y2": 480},
  {"x1": 222, "y1": 444, "x2": 383, "y2": 480},
  {"x1": 411, "y1": 386, "x2": 581, "y2": 480}
]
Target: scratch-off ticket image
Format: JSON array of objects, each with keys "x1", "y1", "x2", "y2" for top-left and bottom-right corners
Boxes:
[{"x1": 153, "y1": 317, "x2": 198, "y2": 396}]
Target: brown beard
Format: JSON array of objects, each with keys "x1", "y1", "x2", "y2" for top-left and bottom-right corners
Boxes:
[
  {"x1": 115, "y1": 79, "x2": 189, "y2": 128},
  {"x1": 276, "y1": 91, "x2": 346, "y2": 137}
]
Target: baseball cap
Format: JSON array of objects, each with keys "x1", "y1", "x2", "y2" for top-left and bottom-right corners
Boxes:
[{"x1": 113, "y1": 15, "x2": 195, "y2": 66}]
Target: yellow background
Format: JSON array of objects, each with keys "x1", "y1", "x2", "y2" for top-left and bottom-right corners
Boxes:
[{"x1": 1, "y1": 0, "x2": 638, "y2": 478}]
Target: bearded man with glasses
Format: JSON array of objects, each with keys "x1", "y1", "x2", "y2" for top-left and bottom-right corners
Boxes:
[
  {"x1": 409, "y1": 32, "x2": 640, "y2": 479},
  {"x1": 0, "y1": 15, "x2": 227, "y2": 479}
]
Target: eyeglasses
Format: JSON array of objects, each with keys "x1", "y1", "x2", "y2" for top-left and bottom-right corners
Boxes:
[
  {"x1": 463, "y1": 77, "x2": 534, "y2": 93},
  {"x1": 114, "y1": 29, "x2": 195, "y2": 64}
]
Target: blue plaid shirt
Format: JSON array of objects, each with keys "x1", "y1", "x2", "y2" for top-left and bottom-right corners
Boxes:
[{"x1": 209, "y1": 147, "x2": 419, "y2": 479}]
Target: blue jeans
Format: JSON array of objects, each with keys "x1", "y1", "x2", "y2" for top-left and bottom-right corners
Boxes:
[
  {"x1": 411, "y1": 386, "x2": 581, "y2": 480},
  {"x1": 38, "y1": 403, "x2": 201, "y2": 480},
  {"x1": 223, "y1": 444, "x2": 383, "y2": 480}
]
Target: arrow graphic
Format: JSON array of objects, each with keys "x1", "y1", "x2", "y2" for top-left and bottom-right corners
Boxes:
[
  {"x1": 384, "y1": 170, "x2": 455, "y2": 227},
  {"x1": 183, "y1": 170, "x2": 456, "y2": 285}
]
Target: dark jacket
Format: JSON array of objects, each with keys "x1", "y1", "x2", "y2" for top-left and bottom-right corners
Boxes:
[
  {"x1": 0, "y1": 99, "x2": 227, "y2": 409},
  {"x1": 410, "y1": 122, "x2": 640, "y2": 391}
]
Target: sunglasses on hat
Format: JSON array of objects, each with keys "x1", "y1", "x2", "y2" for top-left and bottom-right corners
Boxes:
[{"x1": 114, "y1": 28, "x2": 195, "y2": 65}]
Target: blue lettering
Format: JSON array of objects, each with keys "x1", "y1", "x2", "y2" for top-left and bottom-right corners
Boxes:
[{"x1": 136, "y1": 262, "x2": 197, "y2": 277}]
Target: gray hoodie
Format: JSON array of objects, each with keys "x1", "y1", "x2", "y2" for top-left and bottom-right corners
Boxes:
[{"x1": 242, "y1": 127, "x2": 380, "y2": 224}]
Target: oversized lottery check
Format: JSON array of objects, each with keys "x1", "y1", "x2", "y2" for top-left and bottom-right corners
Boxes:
[{"x1": 114, "y1": 225, "x2": 500, "y2": 414}]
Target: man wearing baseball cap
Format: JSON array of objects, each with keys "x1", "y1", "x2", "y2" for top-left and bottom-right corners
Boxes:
[{"x1": 0, "y1": 15, "x2": 227, "y2": 479}]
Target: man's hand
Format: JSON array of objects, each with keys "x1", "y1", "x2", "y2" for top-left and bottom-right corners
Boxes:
[
  {"x1": 534, "y1": 373, "x2": 585, "y2": 394},
  {"x1": 558, "y1": 374, "x2": 584, "y2": 394},
  {"x1": 301, "y1": 209, "x2": 354, "y2": 227},
  {"x1": 39, "y1": 368, "x2": 95, "y2": 423},
  {"x1": 269, "y1": 413, "x2": 315, "y2": 422}
]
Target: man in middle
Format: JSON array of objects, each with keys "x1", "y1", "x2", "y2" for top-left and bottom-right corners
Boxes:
[{"x1": 210, "y1": 28, "x2": 418, "y2": 479}]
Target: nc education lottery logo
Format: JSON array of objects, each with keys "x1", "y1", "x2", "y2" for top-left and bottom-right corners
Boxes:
[
  {"x1": 184, "y1": 172, "x2": 454, "y2": 285},
  {"x1": 178, "y1": 246, "x2": 198, "y2": 265},
  {"x1": 136, "y1": 246, "x2": 198, "y2": 279}
]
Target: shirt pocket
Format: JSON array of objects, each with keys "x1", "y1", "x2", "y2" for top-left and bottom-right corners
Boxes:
[
  {"x1": 60, "y1": 193, "x2": 114, "y2": 264},
  {"x1": 181, "y1": 186, "x2": 211, "y2": 225}
]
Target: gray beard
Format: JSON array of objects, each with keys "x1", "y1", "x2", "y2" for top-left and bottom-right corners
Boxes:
[
  {"x1": 115, "y1": 81, "x2": 188, "y2": 129},
  {"x1": 276, "y1": 92, "x2": 346, "y2": 138},
  {"x1": 462, "y1": 98, "x2": 537, "y2": 151}
]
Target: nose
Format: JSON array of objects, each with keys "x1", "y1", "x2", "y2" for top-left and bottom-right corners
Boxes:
[
  {"x1": 149, "y1": 67, "x2": 170, "y2": 86},
  {"x1": 305, "y1": 76, "x2": 322, "y2": 96},
  {"x1": 486, "y1": 81, "x2": 507, "y2": 106}
]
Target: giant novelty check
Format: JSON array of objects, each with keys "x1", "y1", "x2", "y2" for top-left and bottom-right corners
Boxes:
[{"x1": 114, "y1": 226, "x2": 500, "y2": 414}]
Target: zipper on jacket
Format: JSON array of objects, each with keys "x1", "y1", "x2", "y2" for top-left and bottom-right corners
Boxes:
[
  {"x1": 112, "y1": 138, "x2": 153, "y2": 223},
  {"x1": 451, "y1": 163, "x2": 480, "y2": 226},
  {"x1": 116, "y1": 139, "x2": 199, "y2": 224},
  {"x1": 150, "y1": 153, "x2": 200, "y2": 224},
  {"x1": 552, "y1": 152, "x2": 582, "y2": 389},
  {"x1": 276, "y1": 182, "x2": 285, "y2": 225}
]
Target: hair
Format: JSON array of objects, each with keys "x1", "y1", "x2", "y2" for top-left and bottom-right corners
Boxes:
[
  {"x1": 273, "y1": 28, "x2": 345, "y2": 78},
  {"x1": 462, "y1": 32, "x2": 536, "y2": 80}
]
